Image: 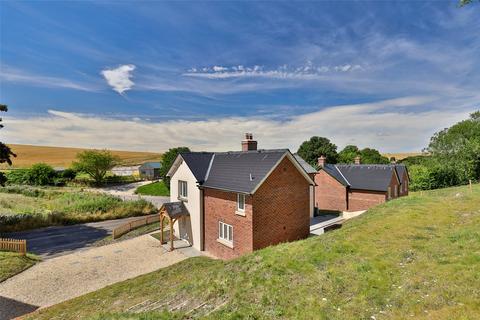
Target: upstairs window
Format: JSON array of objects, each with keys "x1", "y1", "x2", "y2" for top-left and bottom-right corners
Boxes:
[
  {"x1": 237, "y1": 193, "x2": 245, "y2": 212},
  {"x1": 179, "y1": 180, "x2": 188, "y2": 199}
]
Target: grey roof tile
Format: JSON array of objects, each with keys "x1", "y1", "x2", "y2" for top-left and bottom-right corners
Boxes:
[
  {"x1": 294, "y1": 154, "x2": 317, "y2": 174},
  {"x1": 180, "y1": 152, "x2": 214, "y2": 183}
]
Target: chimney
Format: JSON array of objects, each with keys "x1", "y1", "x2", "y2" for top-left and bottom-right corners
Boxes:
[
  {"x1": 241, "y1": 133, "x2": 257, "y2": 151},
  {"x1": 354, "y1": 155, "x2": 361, "y2": 165},
  {"x1": 318, "y1": 155, "x2": 327, "y2": 168}
]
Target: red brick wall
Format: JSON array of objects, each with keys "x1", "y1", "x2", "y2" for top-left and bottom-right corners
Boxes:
[
  {"x1": 314, "y1": 170, "x2": 347, "y2": 211},
  {"x1": 347, "y1": 189, "x2": 386, "y2": 211},
  {"x1": 203, "y1": 188, "x2": 253, "y2": 260},
  {"x1": 252, "y1": 157, "x2": 311, "y2": 250},
  {"x1": 399, "y1": 171, "x2": 409, "y2": 196}
]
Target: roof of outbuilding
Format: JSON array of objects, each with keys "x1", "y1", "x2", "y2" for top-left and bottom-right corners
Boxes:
[
  {"x1": 294, "y1": 154, "x2": 317, "y2": 174},
  {"x1": 394, "y1": 164, "x2": 408, "y2": 183},
  {"x1": 202, "y1": 149, "x2": 288, "y2": 194},
  {"x1": 140, "y1": 162, "x2": 162, "y2": 169},
  {"x1": 180, "y1": 152, "x2": 214, "y2": 183},
  {"x1": 161, "y1": 201, "x2": 190, "y2": 219}
]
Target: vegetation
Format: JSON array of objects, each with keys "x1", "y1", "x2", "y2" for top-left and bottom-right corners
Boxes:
[
  {"x1": 30, "y1": 184, "x2": 480, "y2": 319},
  {"x1": 0, "y1": 186, "x2": 156, "y2": 232},
  {"x1": 5, "y1": 163, "x2": 75, "y2": 186},
  {"x1": 297, "y1": 136, "x2": 338, "y2": 166},
  {"x1": 135, "y1": 181, "x2": 170, "y2": 196},
  {"x1": 0, "y1": 251, "x2": 40, "y2": 282},
  {"x1": 0, "y1": 104, "x2": 16, "y2": 166},
  {"x1": 72, "y1": 150, "x2": 120, "y2": 186},
  {"x1": 93, "y1": 223, "x2": 160, "y2": 247},
  {"x1": 338, "y1": 145, "x2": 390, "y2": 164},
  {"x1": 159, "y1": 147, "x2": 190, "y2": 188}
]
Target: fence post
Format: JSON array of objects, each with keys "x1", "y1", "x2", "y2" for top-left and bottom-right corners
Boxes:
[{"x1": 469, "y1": 180, "x2": 473, "y2": 192}]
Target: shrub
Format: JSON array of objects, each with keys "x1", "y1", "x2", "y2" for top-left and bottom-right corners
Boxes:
[
  {"x1": 28, "y1": 163, "x2": 57, "y2": 185},
  {"x1": 0, "y1": 185, "x2": 47, "y2": 197},
  {"x1": 0, "y1": 172, "x2": 6, "y2": 186},
  {"x1": 6, "y1": 169, "x2": 31, "y2": 185},
  {"x1": 61, "y1": 168, "x2": 77, "y2": 180}
]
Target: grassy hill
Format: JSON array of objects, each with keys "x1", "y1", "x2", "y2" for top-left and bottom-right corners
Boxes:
[
  {"x1": 30, "y1": 184, "x2": 480, "y2": 319},
  {"x1": 1, "y1": 144, "x2": 162, "y2": 169},
  {"x1": 382, "y1": 152, "x2": 423, "y2": 160}
]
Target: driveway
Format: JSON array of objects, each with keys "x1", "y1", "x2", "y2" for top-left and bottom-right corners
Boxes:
[
  {"x1": 5, "y1": 216, "x2": 156, "y2": 259},
  {"x1": 0, "y1": 234, "x2": 194, "y2": 320}
]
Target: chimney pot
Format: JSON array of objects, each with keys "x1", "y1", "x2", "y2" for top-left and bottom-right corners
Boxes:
[
  {"x1": 354, "y1": 155, "x2": 361, "y2": 165},
  {"x1": 242, "y1": 133, "x2": 257, "y2": 151},
  {"x1": 318, "y1": 155, "x2": 327, "y2": 168}
]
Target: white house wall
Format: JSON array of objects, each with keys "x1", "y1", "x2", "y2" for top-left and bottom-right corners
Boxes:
[{"x1": 169, "y1": 160, "x2": 203, "y2": 251}]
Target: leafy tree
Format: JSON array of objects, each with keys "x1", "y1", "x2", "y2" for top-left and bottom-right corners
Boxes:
[
  {"x1": 0, "y1": 104, "x2": 16, "y2": 165},
  {"x1": 72, "y1": 150, "x2": 119, "y2": 186},
  {"x1": 358, "y1": 148, "x2": 390, "y2": 164},
  {"x1": 28, "y1": 163, "x2": 57, "y2": 185},
  {"x1": 338, "y1": 145, "x2": 360, "y2": 164},
  {"x1": 159, "y1": 147, "x2": 191, "y2": 188},
  {"x1": 297, "y1": 136, "x2": 338, "y2": 167},
  {"x1": 61, "y1": 168, "x2": 77, "y2": 180},
  {"x1": 0, "y1": 172, "x2": 6, "y2": 186}
]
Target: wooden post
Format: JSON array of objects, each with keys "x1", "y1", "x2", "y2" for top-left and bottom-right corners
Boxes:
[
  {"x1": 169, "y1": 217, "x2": 174, "y2": 251},
  {"x1": 160, "y1": 215, "x2": 164, "y2": 244},
  {"x1": 469, "y1": 179, "x2": 473, "y2": 192}
]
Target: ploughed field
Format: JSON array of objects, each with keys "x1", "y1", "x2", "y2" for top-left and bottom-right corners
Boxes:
[{"x1": 29, "y1": 184, "x2": 480, "y2": 319}]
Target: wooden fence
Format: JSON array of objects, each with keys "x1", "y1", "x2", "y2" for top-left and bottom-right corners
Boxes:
[
  {"x1": 112, "y1": 214, "x2": 160, "y2": 239},
  {"x1": 0, "y1": 238, "x2": 27, "y2": 255}
]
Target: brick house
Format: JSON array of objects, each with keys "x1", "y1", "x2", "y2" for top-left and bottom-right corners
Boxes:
[
  {"x1": 166, "y1": 134, "x2": 315, "y2": 259},
  {"x1": 314, "y1": 156, "x2": 409, "y2": 212}
]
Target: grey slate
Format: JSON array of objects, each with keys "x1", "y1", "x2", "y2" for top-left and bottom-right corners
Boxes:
[
  {"x1": 294, "y1": 154, "x2": 317, "y2": 174},
  {"x1": 322, "y1": 164, "x2": 349, "y2": 186},
  {"x1": 140, "y1": 162, "x2": 162, "y2": 169},
  {"x1": 180, "y1": 152, "x2": 214, "y2": 183},
  {"x1": 335, "y1": 164, "x2": 396, "y2": 192},
  {"x1": 395, "y1": 164, "x2": 408, "y2": 184},
  {"x1": 202, "y1": 149, "x2": 288, "y2": 194}
]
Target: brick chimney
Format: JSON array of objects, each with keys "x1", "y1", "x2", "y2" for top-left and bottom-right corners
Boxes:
[
  {"x1": 354, "y1": 155, "x2": 361, "y2": 165},
  {"x1": 318, "y1": 155, "x2": 327, "y2": 168},
  {"x1": 241, "y1": 133, "x2": 257, "y2": 151}
]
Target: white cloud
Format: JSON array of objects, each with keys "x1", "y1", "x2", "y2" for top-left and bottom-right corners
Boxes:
[
  {"x1": 101, "y1": 64, "x2": 136, "y2": 94},
  {"x1": 2, "y1": 96, "x2": 472, "y2": 153}
]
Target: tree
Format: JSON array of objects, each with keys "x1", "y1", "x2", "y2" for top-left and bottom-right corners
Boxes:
[
  {"x1": 0, "y1": 172, "x2": 6, "y2": 186},
  {"x1": 338, "y1": 145, "x2": 360, "y2": 163},
  {"x1": 72, "y1": 150, "x2": 119, "y2": 186},
  {"x1": 358, "y1": 148, "x2": 390, "y2": 164},
  {"x1": 159, "y1": 147, "x2": 191, "y2": 187},
  {"x1": 0, "y1": 104, "x2": 16, "y2": 165},
  {"x1": 297, "y1": 136, "x2": 338, "y2": 167},
  {"x1": 28, "y1": 163, "x2": 57, "y2": 185}
]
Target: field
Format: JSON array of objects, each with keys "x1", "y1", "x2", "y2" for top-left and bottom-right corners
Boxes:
[
  {"x1": 30, "y1": 184, "x2": 480, "y2": 319},
  {"x1": 0, "y1": 252, "x2": 40, "y2": 282},
  {"x1": 2, "y1": 144, "x2": 162, "y2": 169},
  {"x1": 135, "y1": 181, "x2": 170, "y2": 196},
  {"x1": 0, "y1": 186, "x2": 156, "y2": 232},
  {"x1": 383, "y1": 152, "x2": 423, "y2": 160}
]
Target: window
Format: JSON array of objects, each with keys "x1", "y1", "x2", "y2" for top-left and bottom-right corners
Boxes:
[
  {"x1": 237, "y1": 193, "x2": 245, "y2": 212},
  {"x1": 178, "y1": 180, "x2": 188, "y2": 199},
  {"x1": 218, "y1": 221, "x2": 233, "y2": 245}
]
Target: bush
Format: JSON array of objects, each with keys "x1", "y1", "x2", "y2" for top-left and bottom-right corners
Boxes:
[
  {"x1": 6, "y1": 169, "x2": 31, "y2": 185},
  {"x1": 0, "y1": 185, "x2": 47, "y2": 197},
  {"x1": 61, "y1": 168, "x2": 77, "y2": 180},
  {"x1": 0, "y1": 172, "x2": 6, "y2": 186},
  {"x1": 28, "y1": 163, "x2": 57, "y2": 185}
]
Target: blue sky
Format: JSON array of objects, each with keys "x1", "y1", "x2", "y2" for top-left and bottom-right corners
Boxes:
[{"x1": 0, "y1": 1, "x2": 479, "y2": 152}]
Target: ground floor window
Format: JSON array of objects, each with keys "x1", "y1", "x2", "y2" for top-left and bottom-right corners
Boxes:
[{"x1": 219, "y1": 221, "x2": 233, "y2": 244}]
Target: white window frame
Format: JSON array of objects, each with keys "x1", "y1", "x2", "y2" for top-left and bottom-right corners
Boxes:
[
  {"x1": 218, "y1": 221, "x2": 233, "y2": 247},
  {"x1": 178, "y1": 180, "x2": 188, "y2": 200},
  {"x1": 236, "y1": 193, "x2": 245, "y2": 214}
]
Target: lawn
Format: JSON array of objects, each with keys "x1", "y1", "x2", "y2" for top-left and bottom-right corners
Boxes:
[
  {"x1": 0, "y1": 186, "x2": 156, "y2": 232},
  {"x1": 29, "y1": 184, "x2": 480, "y2": 319},
  {"x1": 0, "y1": 251, "x2": 40, "y2": 282},
  {"x1": 135, "y1": 181, "x2": 170, "y2": 196}
]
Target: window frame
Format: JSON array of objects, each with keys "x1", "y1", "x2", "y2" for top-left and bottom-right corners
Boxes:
[
  {"x1": 218, "y1": 221, "x2": 233, "y2": 247},
  {"x1": 178, "y1": 180, "x2": 188, "y2": 200},
  {"x1": 237, "y1": 193, "x2": 245, "y2": 213}
]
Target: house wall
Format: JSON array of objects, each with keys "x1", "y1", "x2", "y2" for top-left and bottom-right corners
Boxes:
[
  {"x1": 399, "y1": 171, "x2": 409, "y2": 196},
  {"x1": 347, "y1": 171, "x2": 400, "y2": 211},
  {"x1": 169, "y1": 160, "x2": 203, "y2": 251},
  {"x1": 314, "y1": 170, "x2": 347, "y2": 212},
  {"x1": 252, "y1": 156, "x2": 311, "y2": 250},
  {"x1": 203, "y1": 188, "x2": 253, "y2": 259}
]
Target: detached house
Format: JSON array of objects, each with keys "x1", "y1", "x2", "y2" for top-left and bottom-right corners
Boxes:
[
  {"x1": 315, "y1": 155, "x2": 409, "y2": 212},
  {"x1": 166, "y1": 134, "x2": 315, "y2": 259}
]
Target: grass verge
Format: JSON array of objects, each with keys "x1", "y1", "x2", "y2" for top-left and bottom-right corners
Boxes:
[
  {"x1": 29, "y1": 184, "x2": 480, "y2": 319},
  {"x1": 0, "y1": 251, "x2": 40, "y2": 282},
  {"x1": 135, "y1": 181, "x2": 170, "y2": 196}
]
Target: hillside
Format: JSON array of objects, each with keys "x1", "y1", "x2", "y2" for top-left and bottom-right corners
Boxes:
[
  {"x1": 30, "y1": 184, "x2": 480, "y2": 319},
  {"x1": 382, "y1": 152, "x2": 423, "y2": 160},
  {"x1": 1, "y1": 144, "x2": 162, "y2": 169}
]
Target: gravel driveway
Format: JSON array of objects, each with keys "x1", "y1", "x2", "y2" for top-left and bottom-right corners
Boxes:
[{"x1": 0, "y1": 235, "x2": 191, "y2": 320}]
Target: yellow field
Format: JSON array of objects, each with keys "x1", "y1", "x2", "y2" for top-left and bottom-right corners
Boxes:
[
  {"x1": 2, "y1": 144, "x2": 162, "y2": 169},
  {"x1": 382, "y1": 152, "x2": 423, "y2": 160}
]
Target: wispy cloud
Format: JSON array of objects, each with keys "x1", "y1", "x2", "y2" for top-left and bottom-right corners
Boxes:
[
  {"x1": 0, "y1": 65, "x2": 99, "y2": 92},
  {"x1": 101, "y1": 64, "x2": 136, "y2": 94},
  {"x1": 2, "y1": 96, "x2": 472, "y2": 153}
]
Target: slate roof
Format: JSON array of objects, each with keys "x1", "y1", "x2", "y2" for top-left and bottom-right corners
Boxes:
[
  {"x1": 294, "y1": 154, "x2": 317, "y2": 174},
  {"x1": 322, "y1": 164, "x2": 349, "y2": 186},
  {"x1": 180, "y1": 152, "x2": 214, "y2": 183},
  {"x1": 140, "y1": 162, "x2": 162, "y2": 169},
  {"x1": 395, "y1": 164, "x2": 408, "y2": 183},
  {"x1": 335, "y1": 165, "x2": 397, "y2": 192},
  {"x1": 161, "y1": 202, "x2": 190, "y2": 219},
  {"x1": 202, "y1": 149, "x2": 289, "y2": 194}
]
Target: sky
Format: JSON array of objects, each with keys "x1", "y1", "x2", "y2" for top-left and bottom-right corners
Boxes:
[{"x1": 0, "y1": 1, "x2": 479, "y2": 153}]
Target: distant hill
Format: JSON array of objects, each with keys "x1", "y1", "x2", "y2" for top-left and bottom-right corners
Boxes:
[
  {"x1": 382, "y1": 152, "x2": 423, "y2": 160},
  {"x1": 2, "y1": 144, "x2": 162, "y2": 169}
]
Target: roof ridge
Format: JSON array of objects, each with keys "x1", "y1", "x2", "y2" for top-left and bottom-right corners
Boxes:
[{"x1": 334, "y1": 165, "x2": 351, "y2": 186}]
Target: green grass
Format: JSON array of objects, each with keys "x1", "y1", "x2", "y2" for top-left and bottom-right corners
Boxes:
[
  {"x1": 135, "y1": 181, "x2": 170, "y2": 196},
  {"x1": 30, "y1": 184, "x2": 480, "y2": 319},
  {"x1": 93, "y1": 223, "x2": 160, "y2": 247},
  {"x1": 0, "y1": 186, "x2": 156, "y2": 232},
  {"x1": 0, "y1": 251, "x2": 40, "y2": 282}
]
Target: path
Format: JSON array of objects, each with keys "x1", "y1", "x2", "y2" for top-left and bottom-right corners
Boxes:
[{"x1": 0, "y1": 234, "x2": 197, "y2": 320}]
